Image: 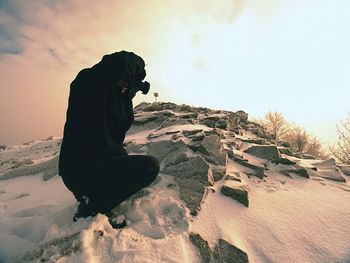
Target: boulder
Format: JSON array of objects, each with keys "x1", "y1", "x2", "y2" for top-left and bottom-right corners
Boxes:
[
  {"x1": 280, "y1": 165, "x2": 310, "y2": 179},
  {"x1": 1, "y1": 156, "x2": 59, "y2": 181},
  {"x1": 183, "y1": 129, "x2": 203, "y2": 137},
  {"x1": 317, "y1": 170, "x2": 346, "y2": 183},
  {"x1": 178, "y1": 112, "x2": 198, "y2": 119},
  {"x1": 313, "y1": 158, "x2": 337, "y2": 169},
  {"x1": 133, "y1": 102, "x2": 151, "y2": 112},
  {"x1": 338, "y1": 165, "x2": 350, "y2": 176},
  {"x1": 229, "y1": 111, "x2": 248, "y2": 125},
  {"x1": 232, "y1": 156, "x2": 264, "y2": 179},
  {"x1": 192, "y1": 134, "x2": 205, "y2": 142},
  {"x1": 240, "y1": 138, "x2": 267, "y2": 145},
  {"x1": 203, "y1": 119, "x2": 216, "y2": 128},
  {"x1": 215, "y1": 119, "x2": 227, "y2": 129},
  {"x1": 162, "y1": 157, "x2": 212, "y2": 215},
  {"x1": 213, "y1": 239, "x2": 249, "y2": 263},
  {"x1": 244, "y1": 145, "x2": 281, "y2": 160},
  {"x1": 189, "y1": 233, "x2": 211, "y2": 263},
  {"x1": 210, "y1": 164, "x2": 226, "y2": 181},
  {"x1": 146, "y1": 140, "x2": 185, "y2": 163},
  {"x1": 271, "y1": 157, "x2": 296, "y2": 165},
  {"x1": 220, "y1": 185, "x2": 249, "y2": 207},
  {"x1": 153, "y1": 110, "x2": 175, "y2": 117},
  {"x1": 163, "y1": 147, "x2": 189, "y2": 168},
  {"x1": 278, "y1": 147, "x2": 293, "y2": 156},
  {"x1": 133, "y1": 114, "x2": 158, "y2": 125}
]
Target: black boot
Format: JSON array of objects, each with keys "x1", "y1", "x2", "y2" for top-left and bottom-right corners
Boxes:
[{"x1": 73, "y1": 195, "x2": 97, "y2": 221}]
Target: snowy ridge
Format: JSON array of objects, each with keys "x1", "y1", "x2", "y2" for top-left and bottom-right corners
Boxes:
[{"x1": 0, "y1": 102, "x2": 350, "y2": 262}]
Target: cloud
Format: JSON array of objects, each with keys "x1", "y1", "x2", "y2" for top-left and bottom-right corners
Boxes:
[{"x1": 0, "y1": 0, "x2": 309, "y2": 144}]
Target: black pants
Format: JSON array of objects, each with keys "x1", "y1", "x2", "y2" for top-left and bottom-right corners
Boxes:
[{"x1": 71, "y1": 155, "x2": 159, "y2": 214}]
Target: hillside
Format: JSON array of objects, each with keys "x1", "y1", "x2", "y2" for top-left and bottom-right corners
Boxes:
[{"x1": 0, "y1": 102, "x2": 350, "y2": 263}]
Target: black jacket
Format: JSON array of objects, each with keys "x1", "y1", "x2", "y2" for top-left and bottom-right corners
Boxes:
[{"x1": 59, "y1": 51, "x2": 146, "y2": 181}]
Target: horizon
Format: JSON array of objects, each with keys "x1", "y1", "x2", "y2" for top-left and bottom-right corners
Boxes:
[{"x1": 1, "y1": 0, "x2": 349, "y2": 146}]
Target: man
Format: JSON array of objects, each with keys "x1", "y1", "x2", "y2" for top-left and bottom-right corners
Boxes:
[{"x1": 59, "y1": 51, "x2": 159, "y2": 220}]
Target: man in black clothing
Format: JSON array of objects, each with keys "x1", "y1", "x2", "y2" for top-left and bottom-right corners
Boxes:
[{"x1": 59, "y1": 51, "x2": 159, "y2": 219}]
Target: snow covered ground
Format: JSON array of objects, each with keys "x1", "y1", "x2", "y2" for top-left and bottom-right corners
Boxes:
[{"x1": 1, "y1": 103, "x2": 350, "y2": 262}]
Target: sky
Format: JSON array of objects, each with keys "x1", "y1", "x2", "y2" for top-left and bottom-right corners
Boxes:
[{"x1": 0, "y1": 0, "x2": 349, "y2": 146}]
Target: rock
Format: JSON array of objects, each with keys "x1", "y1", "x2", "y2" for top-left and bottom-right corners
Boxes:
[
  {"x1": 280, "y1": 165, "x2": 310, "y2": 178},
  {"x1": 183, "y1": 129, "x2": 203, "y2": 137},
  {"x1": 189, "y1": 233, "x2": 211, "y2": 263},
  {"x1": 125, "y1": 143, "x2": 147, "y2": 154},
  {"x1": 244, "y1": 145, "x2": 281, "y2": 160},
  {"x1": 229, "y1": 111, "x2": 248, "y2": 125},
  {"x1": 1, "y1": 156, "x2": 59, "y2": 181},
  {"x1": 210, "y1": 164, "x2": 226, "y2": 181},
  {"x1": 163, "y1": 145, "x2": 189, "y2": 168},
  {"x1": 201, "y1": 135, "x2": 223, "y2": 154},
  {"x1": 203, "y1": 115, "x2": 221, "y2": 122},
  {"x1": 232, "y1": 156, "x2": 265, "y2": 179},
  {"x1": 271, "y1": 157, "x2": 296, "y2": 165},
  {"x1": 178, "y1": 112, "x2": 198, "y2": 119},
  {"x1": 0, "y1": 145, "x2": 7, "y2": 150},
  {"x1": 277, "y1": 141, "x2": 291, "y2": 148},
  {"x1": 213, "y1": 239, "x2": 249, "y2": 263},
  {"x1": 171, "y1": 133, "x2": 182, "y2": 140},
  {"x1": 132, "y1": 114, "x2": 158, "y2": 125},
  {"x1": 177, "y1": 104, "x2": 193, "y2": 112},
  {"x1": 11, "y1": 159, "x2": 34, "y2": 169},
  {"x1": 158, "y1": 118, "x2": 192, "y2": 129},
  {"x1": 203, "y1": 119, "x2": 216, "y2": 128},
  {"x1": 278, "y1": 147, "x2": 293, "y2": 156},
  {"x1": 143, "y1": 102, "x2": 177, "y2": 111},
  {"x1": 192, "y1": 134, "x2": 205, "y2": 142},
  {"x1": 225, "y1": 173, "x2": 242, "y2": 182},
  {"x1": 162, "y1": 157, "x2": 212, "y2": 215},
  {"x1": 146, "y1": 140, "x2": 185, "y2": 163},
  {"x1": 240, "y1": 138, "x2": 267, "y2": 145},
  {"x1": 338, "y1": 165, "x2": 350, "y2": 176},
  {"x1": 133, "y1": 102, "x2": 151, "y2": 112},
  {"x1": 199, "y1": 135, "x2": 227, "y2": 166},
  {"x1": 220, "y1": 185, "x2": 249, "y2": 207},
  {"x1": 215, "y1": 119, "x2": 227, "y2": 129},
  {"x1": 317, "y1": 170, "x2": 346, "y2": 183},
  {"x1": 247, "y1": 123, "x2": 266, "y2": 138},
  {"x1": 153, "y1": 110, "x2": 175, "y2": 117},
  {"x1": 302, "y1": 154, "x2": 315, "y2": 160},
  {"x1": 313, "y1": 158, "x2": 337, "y2": 169}
]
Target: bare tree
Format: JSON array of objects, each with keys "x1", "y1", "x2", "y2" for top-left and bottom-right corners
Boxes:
[
  {"x1": 331, "y1": 113, "x2": 350, "y2": 164},
  {"x1": 287, "y1": 125, "x2": 309, "y2": 155},
  {"x1": 304, "y1": 135, "x2": 329, "y2": 158},
  {"x1": 257, "y1": 111, "x2": 289, "y2": 141}
]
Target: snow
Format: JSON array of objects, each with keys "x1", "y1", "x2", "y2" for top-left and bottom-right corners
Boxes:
[
  {"x1": 191, "y1": 160, "x2": 350, "y2": 262},
  {"x1": 0, "y1": 121, "x2": 350, "y2": 262}
]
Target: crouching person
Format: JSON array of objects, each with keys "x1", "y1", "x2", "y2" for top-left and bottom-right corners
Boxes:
[{"x1": 59, "y1": 51, "x2": 159, "y2": 221}]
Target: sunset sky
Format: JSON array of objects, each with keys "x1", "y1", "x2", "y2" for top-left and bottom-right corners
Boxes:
[{"x1": 0, "y1": 0, "x2": 349, "y2": 146}]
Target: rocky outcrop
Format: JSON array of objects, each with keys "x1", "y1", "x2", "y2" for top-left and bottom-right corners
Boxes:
[
  {"x1": 0, "y1": 156, "x2": 59, "y2": 181},
  {"x1": 280, "y1": 165, "x2": 310, "y2": 179},
  {"x1": 338, "y1": 165, "x2": 350, "y2": 176},
  {"x1": 189, "y1": 233, "x2": 211, "y2": 263},
  {"x1": 231, "y1": 156, "x2": 265, "y2": 179},
  {"x1": 244, "y1": 145, "x2": 281, "y2": 160},
  {"x1": 162, "y1": 156, "x2": 212, "y2": 215},
  {"x1": 221, "y1": 185, "x2": 249, "y2": 207},
  {"x1": 189, "y1": 234, "x2": 249, "y2": 263},
  {"x1": 213, "y1": 239, "x2": 249, "y2": 263}
]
